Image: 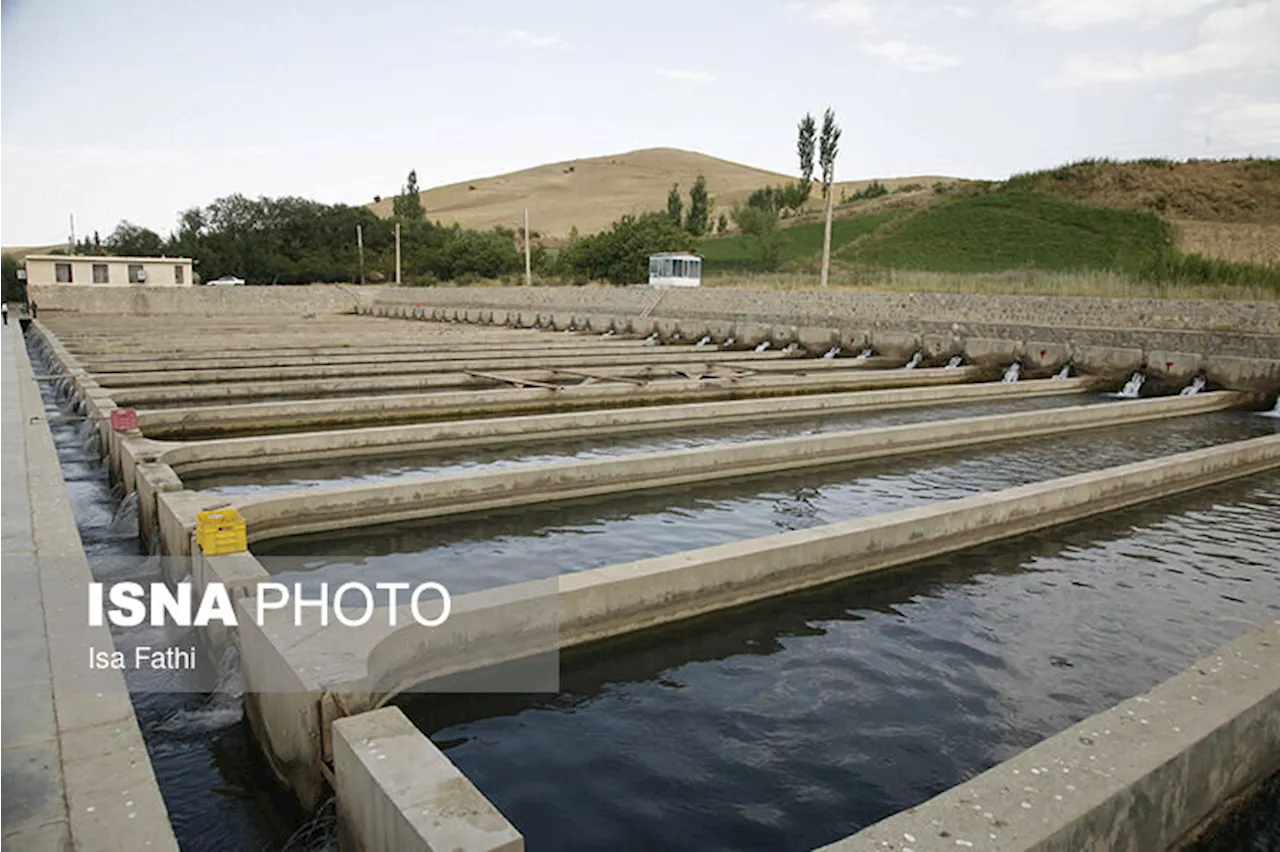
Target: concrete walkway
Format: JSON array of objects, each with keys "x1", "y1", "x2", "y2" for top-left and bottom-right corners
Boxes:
[{"x1": 1, "y1": 322, "x2": 176, "y2": 851}]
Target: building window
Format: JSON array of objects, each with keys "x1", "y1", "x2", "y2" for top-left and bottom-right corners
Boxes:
[
  {"x1": 92, "y1": 264, "x2": 109, "y2": 284},
  {"x1": 55, "y1": 263, "x2": 72, "y2": 283},
  {"x1": 128, "y1": 265, "x2": 146, "y2": 284},
  {"x1": 174, "y1": 265, "x2": 184, "y2": 284}
]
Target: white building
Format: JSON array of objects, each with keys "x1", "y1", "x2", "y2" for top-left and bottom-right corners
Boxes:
[
  {"x1": 24, "y1": 254, "x2": 195, "y2": 287},
  {"x1": 648, "y1": 253, "x2": 702, "y2": 287}
]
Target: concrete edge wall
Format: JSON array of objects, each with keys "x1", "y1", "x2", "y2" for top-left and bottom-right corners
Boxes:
[
  {"x1": 7, "y1": 326, "x2": 179, "y2": 850},
  {"x1": 368, "y1": 284, "x2": 1280, "y2": 336},
  {"x1": 132, "y1": 367, "x2": 985, "y2": 440},
  {"x1": 333, "y1": 707, "x2": 524, "y2": 852},
  {"x1": 367, "y1": 300, "x2": 1280, "y2": 393},
  {"x1": 356, "y1": 434, "x2": 1280, "y2": 704},
  {"x1": 233, "y1": 434, "x2": 1280, "y2": 810},
  {"x1": 100, "y1": 356, "x2": 895, "y2": 408},
  {"x1": 29, "y1": 283, "x2": 370, "y2": 316},
  {"x1": 149, "y1": 377, "x2": 1101, "y2": 481},
  {"x1": 820, "y1": 622, "x2": 1280, "y2": 852},
  {"x1": 154, "y1": 392, "x2": 1237, "y2": 557}
]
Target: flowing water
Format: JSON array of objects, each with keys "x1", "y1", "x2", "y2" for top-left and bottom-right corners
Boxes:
[
  {"x1": 1117, "y1": 371, "x2": 1146, "y2": 398},
  {"x1": 396, "y1": 473, "x2": 1280, "y2": 851},
  {"x1": 27, "y1": 335, "x2": 323, "y2": 852},
  {"x1": 189, "y1": 391, "x2": 1113, "y2": 495}
]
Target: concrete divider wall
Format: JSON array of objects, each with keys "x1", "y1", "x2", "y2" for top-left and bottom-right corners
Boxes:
[
  {"x1": 4, "y1": 325, "x2": 179, "y2": 850},
  {"x1": 215, "y1": 392, "x2": 1245, "y2": 550},
  {"x1": 824, "y1": 622, "x2": 1280, "y2": 852},
  {"x1": 150, "y1": 391, "x2": 1218, "y2": 557},
  {"x1": 145, "y1": 378, "x2": 1101, "y2": 480},
  {"x1": 133, "y1": 367, "x2": 987, "y2": 440},
  {"x1": 370, "y1": 285, "x2": 1280, "y2": 335},
  {"x1": 364, "y1": 288, "x2": 1280, "y2": 389},
  {"x1": 29, "y1": 283, "x2": 370, "y2": 315},
  {"x1": 233, "y1": 435, "x2": 1280, "y2": 812},
  {"x1": 333, "y1": 708, "x2": 523, "y2": 852}
]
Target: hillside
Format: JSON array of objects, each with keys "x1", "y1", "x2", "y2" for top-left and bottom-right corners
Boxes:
[
  {"x1": 1002, "y1": 158, "x2": 1280, "y2": 266},
  {"x1": 368, "y1": 147, "x2": 958, "y2": 239},
  {"x1": 1, "y1": 243, "x2": 67, "y2": 260}
]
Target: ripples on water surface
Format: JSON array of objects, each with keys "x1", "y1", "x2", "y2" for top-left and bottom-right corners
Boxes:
[
  {"x1": 31, "y1": 339, "x2": 314, "y2": 852},
  {"x1": 398, "y1": 474, "x2": 1280, "y2": 851},
  {"x1": 191, "y1": 392, "x2": 1112, "y2": 494},
  {"x1": 256, "y1": 411, "x2": 1278, "y2": 595}
]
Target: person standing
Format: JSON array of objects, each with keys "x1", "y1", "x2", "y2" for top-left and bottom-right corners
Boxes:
[{"x1": 2, "y1": 302, "x2": 8, "y2": 325}]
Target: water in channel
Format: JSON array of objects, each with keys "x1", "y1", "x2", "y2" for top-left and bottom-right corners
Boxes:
[
  {"x1": 188, "y1": 391, "x2": 1113, "y2": 494},
  {"x1": 28, "y1": 335, "x2": 326, "y2": 852},
  {"x1": 255, "y1": 410, "x2": 1279, "y2": 597},
  {"x1": 396, "y1": 473, "x2": 1280, "y2": 851}
]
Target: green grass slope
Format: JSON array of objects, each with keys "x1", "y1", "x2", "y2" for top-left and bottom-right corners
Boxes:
[
  {"x1": 847, "y1": 193, "x2": 1168, "y2": 274},
  {"x1": 699, "y1": 212, "x2": 896, "y2": 272}
]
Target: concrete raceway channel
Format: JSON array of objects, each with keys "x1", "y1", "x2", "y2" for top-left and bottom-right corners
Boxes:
[{"x1": 25, "y1": 306, "x2": 1280, "y2": 852}]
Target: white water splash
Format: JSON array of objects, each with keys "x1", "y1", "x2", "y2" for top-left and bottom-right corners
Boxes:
[
  {"x1": 821, "y1": 346, "x2": 841, "y2": 359},
  {"x1": 856, "y1": 348, "x2": 873, "y2": 359},
  {"x1": 1054, "y1": 364, "x2": 1072, "y2": 379},
  {"x1": 755, "y1": 341, "x2": 771, "y2": 352},
  {"x1": 722, "y1": 337, "x2": 735, "y2": 347},
  {"x1": 1002, "y1": 363, "x2": 1021, "y2": 383},
  {"x1": 903, "y1": 352, "x2": 923, "y2": 370},
  {"x1": 946, "y1": 356, "x2": 963, "y2": 369},
  {"x1": 696, "y1": 336, "x2": 712, "y2": 347},
  {"x1": 784, "y1": 342, "x2": 800, "y2": 353},
  {"x1": 1117, "y1": 372, "x2": 1145, "y2": 399},
  {"x1": 109, "y1": 491, "x2": 140, "y2": 537},
  {"x1": 1258, "y1": 397, "x2": 1280, "y2": 419},
  {"x1": 1180, "y1": 376, "x2": 1207, "y2": 396}
]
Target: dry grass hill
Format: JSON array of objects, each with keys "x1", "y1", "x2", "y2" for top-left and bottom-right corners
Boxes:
[
  {"x1": 1003, "y1": 158, "x2": 1280, "y2": 266},
  {"x1": 367, "y1": 147, "x2": 958, "y2": 240}
]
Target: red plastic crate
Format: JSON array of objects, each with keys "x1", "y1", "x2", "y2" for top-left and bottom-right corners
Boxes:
[{"x1": 110, "y1": 408, "x2": 138, "y2": 431}]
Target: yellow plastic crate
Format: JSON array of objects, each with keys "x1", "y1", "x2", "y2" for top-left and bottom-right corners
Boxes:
[{"x1": 196, "y1": 508, "x2": 247, "y2": 555}]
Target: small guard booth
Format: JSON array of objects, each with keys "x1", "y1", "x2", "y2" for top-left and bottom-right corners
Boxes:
[{"x1": 648, "y1": 253, "x2": 702, "y2": 287}]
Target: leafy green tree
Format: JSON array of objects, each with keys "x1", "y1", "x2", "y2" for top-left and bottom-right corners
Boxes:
[
  {"x1": 393, "y1": 169, "x2": 426, "y2": 222},
  {"x1": 796, "y1": 113, "x2": 816, "y2": 209},
  {"x1": 685, "y1": 175, "x2": 710, "y2": 236},
  {"x1": 819, "y1": 108, "x2": 841, "y2": 195},
  {"x1": 558, "y1": 212, "x2": 695, "y2": 284},
  {"x1": 2, "y1": 254, "x2": 26, "y2": 302},
  {"x1": 798, "y1": 113, "x2": 816, "y2": 183},
  {"x1": 667, "y1": 183, "x2": 683, "y2": 227},
  {"x1": 106, "y1": 221, "x2": 166, "y2": 256},
  {"x1": 717, "y1": 213, "x2": 729, "y2": 234},
  {"x1": 436, "y1": 227, "x2": 522, "y2": 280},
  {"x1": 731, "y1": 203, "x2": 783, "y2": 271}
]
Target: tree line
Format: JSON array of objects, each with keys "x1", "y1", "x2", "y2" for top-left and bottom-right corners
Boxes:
[
  {"x1": 5, "y1": 114, "x2": 843, "y2": 291},
  {"x1": 44, "y1": 170, "x2": 532, "y2": 286}
]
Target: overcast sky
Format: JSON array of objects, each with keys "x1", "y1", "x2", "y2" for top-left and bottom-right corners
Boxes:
[{"x1": 2, "y1": 0, "x2": 1277, "y2": 245}]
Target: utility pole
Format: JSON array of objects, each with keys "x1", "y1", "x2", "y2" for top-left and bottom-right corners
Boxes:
[
  {"x1": 356, "y1": 224, "x2": 365, "y2": 286},
  {"x1": 523, "y1": 208, "x2": 532, "y2": 287},
  {"x1": 68, "y1": 214, "x2": 76, "y2": 254},
  {"x1": 394, "y1": 222, "x2": 401, "y2": 285}
]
